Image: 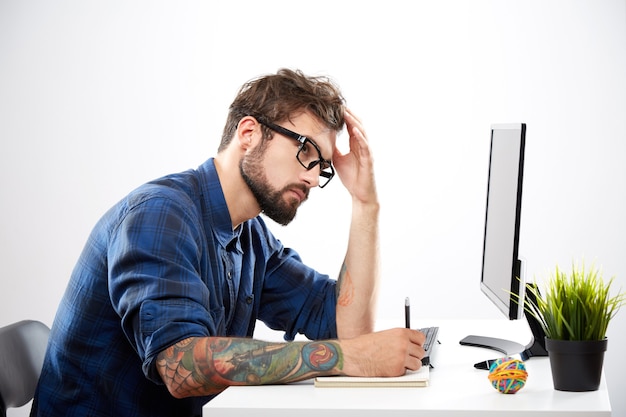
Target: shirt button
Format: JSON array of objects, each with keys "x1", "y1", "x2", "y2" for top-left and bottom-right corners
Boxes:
[
  {"x1": 227, "y1": 271, "x2": 232, "y2": 280},
  {"x1": 246, "y1": 295, "x2": 253, "y2": 305}
]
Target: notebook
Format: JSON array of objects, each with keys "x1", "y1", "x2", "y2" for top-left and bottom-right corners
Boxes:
[{"x1": 314, "y1": 366, "x2": 429, "y2": 388}]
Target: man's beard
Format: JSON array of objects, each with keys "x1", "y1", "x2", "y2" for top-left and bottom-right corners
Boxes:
[{"x1": 240, "y1": 144, "x2": 309, "y2": 226}]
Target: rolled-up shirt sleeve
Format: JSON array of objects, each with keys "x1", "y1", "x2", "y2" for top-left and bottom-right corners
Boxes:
[{"x1": 107, "y1": 193, "x2": 214, "y2": 383}]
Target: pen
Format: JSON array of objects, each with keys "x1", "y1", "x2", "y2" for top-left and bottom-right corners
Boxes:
[{"x1": 405, "y1": 297, "x2": 410, "y2": 329}]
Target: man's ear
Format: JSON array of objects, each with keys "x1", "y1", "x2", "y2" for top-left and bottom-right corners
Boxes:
[{"x1": 236, "y1": 116, "x2": 262, "y2": 150}]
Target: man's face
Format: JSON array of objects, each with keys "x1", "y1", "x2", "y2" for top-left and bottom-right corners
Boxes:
[{"x1": 240, "y1": 113, "x2": 336, "y2": 225}]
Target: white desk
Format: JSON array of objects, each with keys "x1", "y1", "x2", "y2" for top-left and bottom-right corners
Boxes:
[{"x1": 202, "y1": 319, "x2": 611, "y2": 416}]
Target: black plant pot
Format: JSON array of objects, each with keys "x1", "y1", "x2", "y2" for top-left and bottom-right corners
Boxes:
[{"x1": 545, "y1": 337, "x2": 607, "y2": 392}]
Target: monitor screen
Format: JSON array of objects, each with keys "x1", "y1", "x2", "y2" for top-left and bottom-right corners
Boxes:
[{"x1": 480, "y1": 123, "x2": 526, "y2": 320}]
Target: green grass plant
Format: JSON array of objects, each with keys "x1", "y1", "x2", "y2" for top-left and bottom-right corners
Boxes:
[{"x1": 524, "y1": 262, "x2": 625, "y2": 341}]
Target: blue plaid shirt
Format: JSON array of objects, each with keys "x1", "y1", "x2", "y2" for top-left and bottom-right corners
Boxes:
[{"x1": 32, "y1": 158, "x2": 338, "y2": 417}]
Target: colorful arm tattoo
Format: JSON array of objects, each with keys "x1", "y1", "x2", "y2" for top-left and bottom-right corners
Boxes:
[{"x1": 156, "y1": 337, "x2": 343, "y2": 398}]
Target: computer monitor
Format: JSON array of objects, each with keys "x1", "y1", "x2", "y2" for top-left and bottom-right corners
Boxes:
[
  {"x1": 460, "y1": 123, "x2": 547, "y2": 360},
  {"x1": 481, "y1": 123, "x2": 526, "y2": 321}
]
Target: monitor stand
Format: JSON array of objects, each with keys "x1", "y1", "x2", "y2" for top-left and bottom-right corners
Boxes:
[{"x1": 459, "y1": 283, "x2": 548, "y2": 360}]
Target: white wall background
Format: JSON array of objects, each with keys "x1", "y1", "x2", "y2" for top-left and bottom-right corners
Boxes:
[{"x1": 1, "y1": 1, "x2": 625, "y2": 416}]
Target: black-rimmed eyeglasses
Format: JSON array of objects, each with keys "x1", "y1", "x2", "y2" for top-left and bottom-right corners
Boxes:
[{"x1": 259, "y1": 120, "x2": 335, "y2": 188}]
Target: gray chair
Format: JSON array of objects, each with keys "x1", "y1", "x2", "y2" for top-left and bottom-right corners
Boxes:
[{"x1": 0, "y1": 320, "x2": 50, "y2": 417}]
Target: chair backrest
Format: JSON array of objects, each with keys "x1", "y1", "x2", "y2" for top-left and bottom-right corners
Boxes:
[{"x1": 0, "y1": 320, "x2": 50, "y2": 416}]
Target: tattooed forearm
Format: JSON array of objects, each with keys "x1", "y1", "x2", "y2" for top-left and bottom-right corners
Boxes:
[
  {"x1": 336, "y1": 261, "x2": 355, "y2": 307},
  {"x1": 156, "y1": 337, "x2": 343, "y2": 398}
]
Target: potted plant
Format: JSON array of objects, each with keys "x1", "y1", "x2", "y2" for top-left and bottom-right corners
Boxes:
[{"x1": 523, "y1": 261, "x2": 625, "y2": 392}]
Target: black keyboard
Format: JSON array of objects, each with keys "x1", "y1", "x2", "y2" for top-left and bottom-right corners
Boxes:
[{"x1": 419, "y1": 326, "x2": 439, "y2": 367}]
